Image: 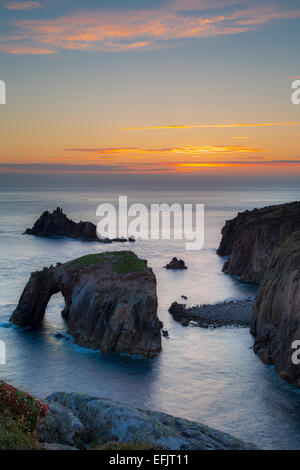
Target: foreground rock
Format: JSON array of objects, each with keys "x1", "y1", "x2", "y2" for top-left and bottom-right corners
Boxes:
[
  {"x1": 25, "y1": 207, "x2": 135, "y2": 243},
  {"x1": 169, "y1": 299, "x2": 255, "y2": 328},
  {"x1": 42, "y1": 392, "x2": 255, "y2": 450},
  {"x1": 217, "y1": 201, "x2": 300, "y2": 283},
  {"x1": 10, "y1": 251, "x2": 162, "y2": 358},
  {"x1": 0, "y1": 381, "x2": 255, "y2": 450},
  {"x1": 251, "y1": 231, "x2": 300, "y2": 386},
  {"x1": 164, "y1": 257, "x2": 187, "y2": 270}
]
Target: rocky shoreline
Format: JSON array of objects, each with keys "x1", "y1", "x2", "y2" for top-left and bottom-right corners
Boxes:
[
  {"x1": 169, "y1": 299, "x2": 255, "y2": 328},
  {"x1": 0, "y1": 381, "x2": 257, "y2": 450}
]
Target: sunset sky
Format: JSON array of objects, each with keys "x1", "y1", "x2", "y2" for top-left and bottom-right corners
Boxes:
[{"x1": 0, "y1": 0, "x2": 300, "y2": 186}]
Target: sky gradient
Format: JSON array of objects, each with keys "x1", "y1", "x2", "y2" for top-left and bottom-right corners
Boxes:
[{"x1": 0, "y1": 0, "x2": 300, "y2": 186}]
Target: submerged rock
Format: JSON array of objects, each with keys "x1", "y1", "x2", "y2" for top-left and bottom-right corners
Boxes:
[
  {"x1": 25, "y1": 207, "x2": 135, "y2": 243},
  {"x1": 46, "y1": 392, "x2": 256, "y2": 450},
  {"x1": 10, "y1": 251, "x2": 161, "y2": 358},
  {"x1": 164, "y1": 257, "x2": 187, "y2": 270},
  {"x1": 251, "y1": 231, "x2": 300, "y2": 386},
  {"x1": 217, "y1": 201, "x2": 300, "y2": 283}
]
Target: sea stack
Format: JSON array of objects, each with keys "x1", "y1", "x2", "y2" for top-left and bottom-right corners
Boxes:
[
  {"x1": 25, "y1": 207, "x2": 135, "y2": 243},
  {"x1": 10, "y1": 251, "x2": 162, "y2": 358}
]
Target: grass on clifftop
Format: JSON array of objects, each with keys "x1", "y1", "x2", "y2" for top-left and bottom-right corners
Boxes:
[
  {"x1": 0, "y1": 381, "x2": 42, "y2": 450},
  {"x1": 70, "y1": 251, "x2": 147, "y2": 274},
  {"x1": 247, "y1": 201, "x2": 300, "y2": 223}
]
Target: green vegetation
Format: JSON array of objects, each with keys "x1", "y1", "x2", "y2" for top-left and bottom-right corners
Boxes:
[
  {"x1": 70, "y1": 251, "x2": 147, "y2": 274},
  {"x1": 70, "y1": 252, "x2": 110, "y2": 267},
  {"x1": 113, "y1": 251, "x2": 147, "y2": 274},
  {"x1": 0, "y1": 381, "x2": 42, "y2": 450},
  {"x1": 93, "y1": 440, "x2": 160, "y2": 450},
  {"x1": 247, "y1": 202, "x2": 300, "y2": 224},
  {"x1": 0, "y1": 414, "x2": 39, "y2": 450}
]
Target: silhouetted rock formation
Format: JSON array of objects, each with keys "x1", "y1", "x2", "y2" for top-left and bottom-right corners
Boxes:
[
  {"x1": 251, "y1": 231, "x2": 300, "y2": 386},
  {"x1": 25, "y1": 207, "x2": 135, "y2": 243},
  {"x1": 164, "y1": 257, "x2": 187, "y2": 270},
  {"x1": 10, "y1": 251, "x2": 161, "y2": 358},
  {"x1": 217, "y1": 201, "x2": 300, "y2": 283}
]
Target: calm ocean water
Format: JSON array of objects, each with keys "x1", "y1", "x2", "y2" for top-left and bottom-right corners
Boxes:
[{"x1": 1, "y1": 188, "x2": 300, "y2": 449}]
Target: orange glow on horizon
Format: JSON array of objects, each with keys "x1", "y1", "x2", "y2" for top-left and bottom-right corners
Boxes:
[{"x1": 120, "y1": 122, "x2": 300, "y2": 130}]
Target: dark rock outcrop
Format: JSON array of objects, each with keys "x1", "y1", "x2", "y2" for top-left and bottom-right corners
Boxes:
[
  {"x1": 44, "y1": 392, "x2": 256, "y2": 450},
  {"x1": 217, "y1": 201, "x2": 300, "y2": 283},
  {"x1": 169, "y1": 302, "x2": 189, "y2": 324},
  {"x1": 25, "y1": 207, "x2": 135, "y2": 243},
  {"x1": 169, "y1": 300, "x2": 254, "y2": 328},
  {"x1": 164, "y1": 257, "x2": 187, "y2": 270},
  {"x1": 10, "y1": 251, "x2": 161, "y2": 358},
  {"x1": 251, "y1": 231, "x2": 300, "y2": 386}
]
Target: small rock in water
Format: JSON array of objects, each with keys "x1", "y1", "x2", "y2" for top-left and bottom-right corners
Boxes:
[
  {"x1": 55, "y1": 333, "x2": 65, "y2": 339},
  {"x1": 164, "y1": 257, "x2": 187, "y2": 270}
]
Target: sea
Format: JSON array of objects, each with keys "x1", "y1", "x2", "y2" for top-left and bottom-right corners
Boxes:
[{"x1": 0, "y1": 187, "x2": 300, "y2": 449}]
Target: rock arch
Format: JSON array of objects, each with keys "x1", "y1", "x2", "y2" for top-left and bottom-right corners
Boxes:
[{"x1": 10, "y1": 252, "x2": 162, "y2": 358}]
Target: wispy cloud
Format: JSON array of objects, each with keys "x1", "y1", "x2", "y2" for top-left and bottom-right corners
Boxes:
[
  {"x1": 64, "y1": 145, "x2": 264, "y2": 156},
  {"x1": 1, "y1": 1, "x2": 300, "y2": 54},
  {"x1": 4, "y1": 1, "x2": 42, "y2": 10},
  {"x1": 0, "y1": 163, "x2": 174, "y2": 174},
  {"x1": 120, "y1": 122, "x2": 300, "y2": 130},
  {"x1": 2, "y1": 158, "x2": 300, "y2": 175},
  {"x1": 0, "y1": 44, "x2": 56, "y2": 54},
  {"x1": 176, "y1": 159, "x2": 300, "y2": 169}
]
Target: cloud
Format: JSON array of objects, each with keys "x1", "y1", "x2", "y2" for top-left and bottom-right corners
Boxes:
[
  {"x1": 0, "y1": 163, "x2": 174, "y2": 174},
  {"x1": 1, "y1": 1, "x2": 300, "y2": 54},
  {"x1": 1, "y1": 158, "x2": 300, "y2": 175},
  {"x1": 4, "y1": 1, "x2": 41, "y2": 10},
  {"x1": 64, "y1": 145, "x2": 264, "y2": 156},
  {"x1": 121, "y1": 121, "x2": 300, "y2": 130},
  {"x1": 0, "y1": 44, "x2": 56, "y2": 54},
  {"x1": 176, "y1": 159, "x2": 300, "y2": 168}
]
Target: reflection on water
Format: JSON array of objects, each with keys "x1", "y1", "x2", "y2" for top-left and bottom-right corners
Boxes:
[{"x1": 0, "y1": 188, "x2": 300, "y2": 449}]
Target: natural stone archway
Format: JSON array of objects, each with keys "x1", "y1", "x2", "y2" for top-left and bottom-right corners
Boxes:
[{"x1": 10, "y1": 251, "x2": 162, "y2": 358}]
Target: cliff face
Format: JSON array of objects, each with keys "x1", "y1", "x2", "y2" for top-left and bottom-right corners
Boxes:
[
  {"x1": 10, "y1": 251, "x2": 161, "y2": 358},
  {"x1": 217, "y1": 201, "x2": 300, "y2": 283},
  {"x1": 251, "y1": 231, "x2": 300, "y2": 385}
]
